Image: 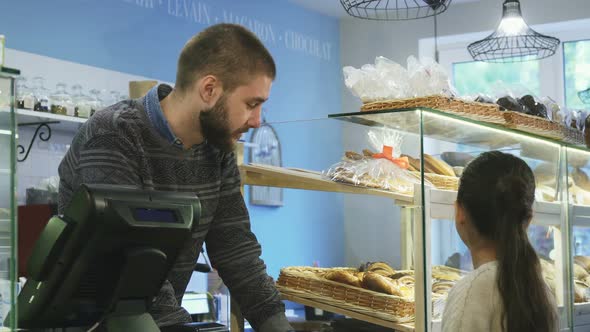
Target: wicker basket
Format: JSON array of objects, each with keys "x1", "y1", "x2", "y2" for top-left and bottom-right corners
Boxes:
[
  {"x1": 502, "y1": 111, "x2": 562, "y2": 140},
  {"x1": 277, "y1": 267, "x2": 416, "y2": 323},
  {"x1": 360, "y1": 96, "x2": 586, "y2": 145},
  {"x1": 361, "y1": 95, "x2": 506, "y2": 124},
  {"x1": 410, "y1": 172, "x2": 459, "y2": 191}
]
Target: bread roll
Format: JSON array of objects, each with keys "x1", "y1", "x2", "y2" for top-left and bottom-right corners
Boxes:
[
  {"x1": 324, "y1": 270, "x2": 362, "y2": 288},
  {"x1": 362, "y1": 272, "x2": 403, "y2": 296}
]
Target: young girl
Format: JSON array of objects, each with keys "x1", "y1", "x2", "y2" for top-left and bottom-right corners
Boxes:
[{"x1": 442, "y1": 151, "x2": 557, "y2": 332}]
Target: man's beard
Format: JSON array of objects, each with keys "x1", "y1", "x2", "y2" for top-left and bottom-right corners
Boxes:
[{"x1": 199, "y1": 95, "x2": 248, "y2": 153}]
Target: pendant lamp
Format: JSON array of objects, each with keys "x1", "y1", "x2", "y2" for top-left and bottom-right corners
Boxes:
[
  {"x1": 339, "y1": 0, "x2": 452, "y2": 21},
  {"x1": 467, "y1": 0, "x2": 560, "y2": 62}
]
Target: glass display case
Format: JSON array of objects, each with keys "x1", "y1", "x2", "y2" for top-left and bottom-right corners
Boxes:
[
  {"x1": 239, "y1": 106, "x2": 582, "y2": 331},
  {"x1": 0, "y1": 70, "x2": 18, "y2": 330}
]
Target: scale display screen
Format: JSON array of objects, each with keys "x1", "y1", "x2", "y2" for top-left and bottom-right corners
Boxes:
[{"x1": 133, "y1": 208, "x2": 179, "y2": 223}]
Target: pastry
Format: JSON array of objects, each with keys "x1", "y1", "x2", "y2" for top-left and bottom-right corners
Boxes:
[
  {"x1": 390, "y1": 271, "x2": 414, "y2": 280},
  {"x1": 424, "y1": 154, "x2": 456, "y2": 177},
  {"x1": 396, "y1": 275, "x2": 415, "y2": 287},
  {"x1": 575, "y1": 256, "x2": 590, "y2": 272},
  {"x1": 575, "y1": 263, "x2": 590, "y2": 280},
  {"x1": 345, "y1": 151, "x2": 364, "y2": 161},
  {"x1": 402, "y1": 154, "x2": 421, "y2": 171},
  {"x1": 534, "y1": 162, "x2": 557, "y2": 185},
  {"x1": 519, "y1": 95, "x2": 548, "y2": 119},
  {"x1": 363, "y1": 149, "x2": 376, "y2": 157},
  {"x1": 573, "y1": 168, "x2": 590, "y2": 192},
  {"x1": 324, "y1": 270, "x2": 362, "y2": 288},
  {"x1": 359, "y1": 262, "x2": 396, "y2": 276},
  {"x1": 432, "y1": 265, "x2": 464, "y2": 282},
  {"x1": 362, "y1": 272, "x2": 403, "y2": 297},
  {"x1": 575, "y1": 281, "x2": 588, "y2": 303},
  {"x1": 432, "y1": 280, "x2": 455, "y2": 295},
  {"x1": 536, "y1": 185, "x2": 556, "y2": 202},
  {"x1": 497, "y1": 96, "x2": 524, "y2": 113}
]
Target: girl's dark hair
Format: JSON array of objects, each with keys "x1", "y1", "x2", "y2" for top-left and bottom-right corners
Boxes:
[{"x1": 457, "y1": 151, "x2": 556, "y2": 332}]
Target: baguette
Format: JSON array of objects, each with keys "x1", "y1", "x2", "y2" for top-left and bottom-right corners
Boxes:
[{"x1": 424, "y1": 154, "x2": 456, "y2": 177}]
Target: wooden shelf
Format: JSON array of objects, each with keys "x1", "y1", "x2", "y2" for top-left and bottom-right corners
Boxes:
[
  {"x1": 280, "y1": 291, "x2": 415, "y2": 332},
  {"x1": 240, "y1": 163, "x2": 414, "y2": 204}
]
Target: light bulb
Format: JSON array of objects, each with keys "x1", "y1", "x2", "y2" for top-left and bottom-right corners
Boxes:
[{"x1": 497, "y1": 16, "x2": 528, "y2": 36}]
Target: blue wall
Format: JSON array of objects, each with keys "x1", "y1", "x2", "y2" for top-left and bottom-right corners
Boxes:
[{"x1": 1, "y1": 0, "x2": 344, "y2": 278}]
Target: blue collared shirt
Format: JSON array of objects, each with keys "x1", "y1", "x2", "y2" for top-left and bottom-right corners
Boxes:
[{"x1": 143, "y1": 84, "x2": 184, "y2": 148}]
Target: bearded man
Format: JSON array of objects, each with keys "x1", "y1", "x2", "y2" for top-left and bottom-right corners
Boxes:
[{"x1": 58, "y1": 23, "x2": 293, "y2": 332}]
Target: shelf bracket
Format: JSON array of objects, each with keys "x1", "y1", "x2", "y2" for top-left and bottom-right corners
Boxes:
[{"x1": 17, "y1": 121, "x2": 59, "y2": 162}]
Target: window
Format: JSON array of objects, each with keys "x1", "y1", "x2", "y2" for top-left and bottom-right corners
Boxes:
[
  {"x1": 564, "y1": 39, "x2": 590, "y2": 109},
  {"x1": 453, "y1": 60, "x2": 540, "y2": 97}
]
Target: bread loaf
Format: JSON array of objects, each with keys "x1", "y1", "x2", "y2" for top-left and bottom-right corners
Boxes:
[
  {"x1": 324, "y1": 270, "x2": 362, "y2": 288},
  {"x1": 402, "y1": 154, "x2": 421, "y2": 171},
  {"x1": 362, "y1": 272, "x2": 403, "y2": 297}
]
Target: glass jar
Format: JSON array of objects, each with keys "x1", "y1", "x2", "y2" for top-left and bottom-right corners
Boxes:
[
  {"x1": 15, "y1": 77, "x2": 35, "y2": 110},
  {"x1": 88, "y1": 89, "x2": 103, "y2": 117},
  {"x1": 31, "y1": 76, "x2": 50, "y2": 112},
  {"x1": 49, "y1": 83, "x2": 74, "y2": 116},
  {"x1": 110, "y1": 90, "x2": 121, "y2": 105},
  {"x1": 71, "y1": 84, "x2": 93, "y2": 118}
]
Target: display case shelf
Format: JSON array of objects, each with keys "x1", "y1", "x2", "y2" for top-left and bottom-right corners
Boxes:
[
  {"x1": 241, "y1": 163, "x2": 565, "y2": 227},
  {"x1": 240, "y1": 163, "x2": 414, "y2": 204},
  {"x1": 280, "y1": 290, "x2": 415, "y2": 332},
  {"x1": 572, "y1": 205, "x2": 590, "y2": 227},
  {"x1": 239, "y1": 103, "x2": 590, "y2": 331}
]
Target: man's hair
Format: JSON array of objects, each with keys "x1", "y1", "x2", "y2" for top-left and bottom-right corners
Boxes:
[{"x1": 176, "y1": 23, "x2": 276, "y2": 94}]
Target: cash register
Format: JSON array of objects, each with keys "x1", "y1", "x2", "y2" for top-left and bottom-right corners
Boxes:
[{"x1": 6, "y1": 184, "x2": 226, "y2": 331}]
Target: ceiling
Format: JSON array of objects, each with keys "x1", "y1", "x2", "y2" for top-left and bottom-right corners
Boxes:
[{"x1": 288, "y1": 0, "x2": 481, "y2": 18}]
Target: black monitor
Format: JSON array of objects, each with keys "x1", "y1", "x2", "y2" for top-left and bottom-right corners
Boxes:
[{"x1": 9, "y1": 184, "x2": 200, "y2": 331}]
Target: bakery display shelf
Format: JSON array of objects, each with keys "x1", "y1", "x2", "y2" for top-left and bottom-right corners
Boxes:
[
  {"x1": 330, "y1": 107, "x2": 584, "y2": 152},
  {"x1": 572, "y1": 205, "x2": 590, "y2": 227},
  {"x1": 575, "y1": 302, "x2": 590, "y2": 327},
  {"x1": 240, "y1": 163, "x2": 414, "y2": 204},
  {"x1": 421, "y1": 186, "x2": 563, "y2": 227},
  {"x1": 280, "y1": 289, "x2": 415, "y2": 332},
  {"x1": 15, "y1": 108, "x2": 86, "y2": 132}
]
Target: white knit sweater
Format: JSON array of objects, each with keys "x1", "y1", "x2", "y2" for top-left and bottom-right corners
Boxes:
[{"x1": 442, "y1": 261, "x2": 503, "y2": 332}]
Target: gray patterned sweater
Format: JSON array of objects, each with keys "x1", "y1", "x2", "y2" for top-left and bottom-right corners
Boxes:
[{"x1": 57, "y1": 96, "x2": 290, "y2": 331}]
